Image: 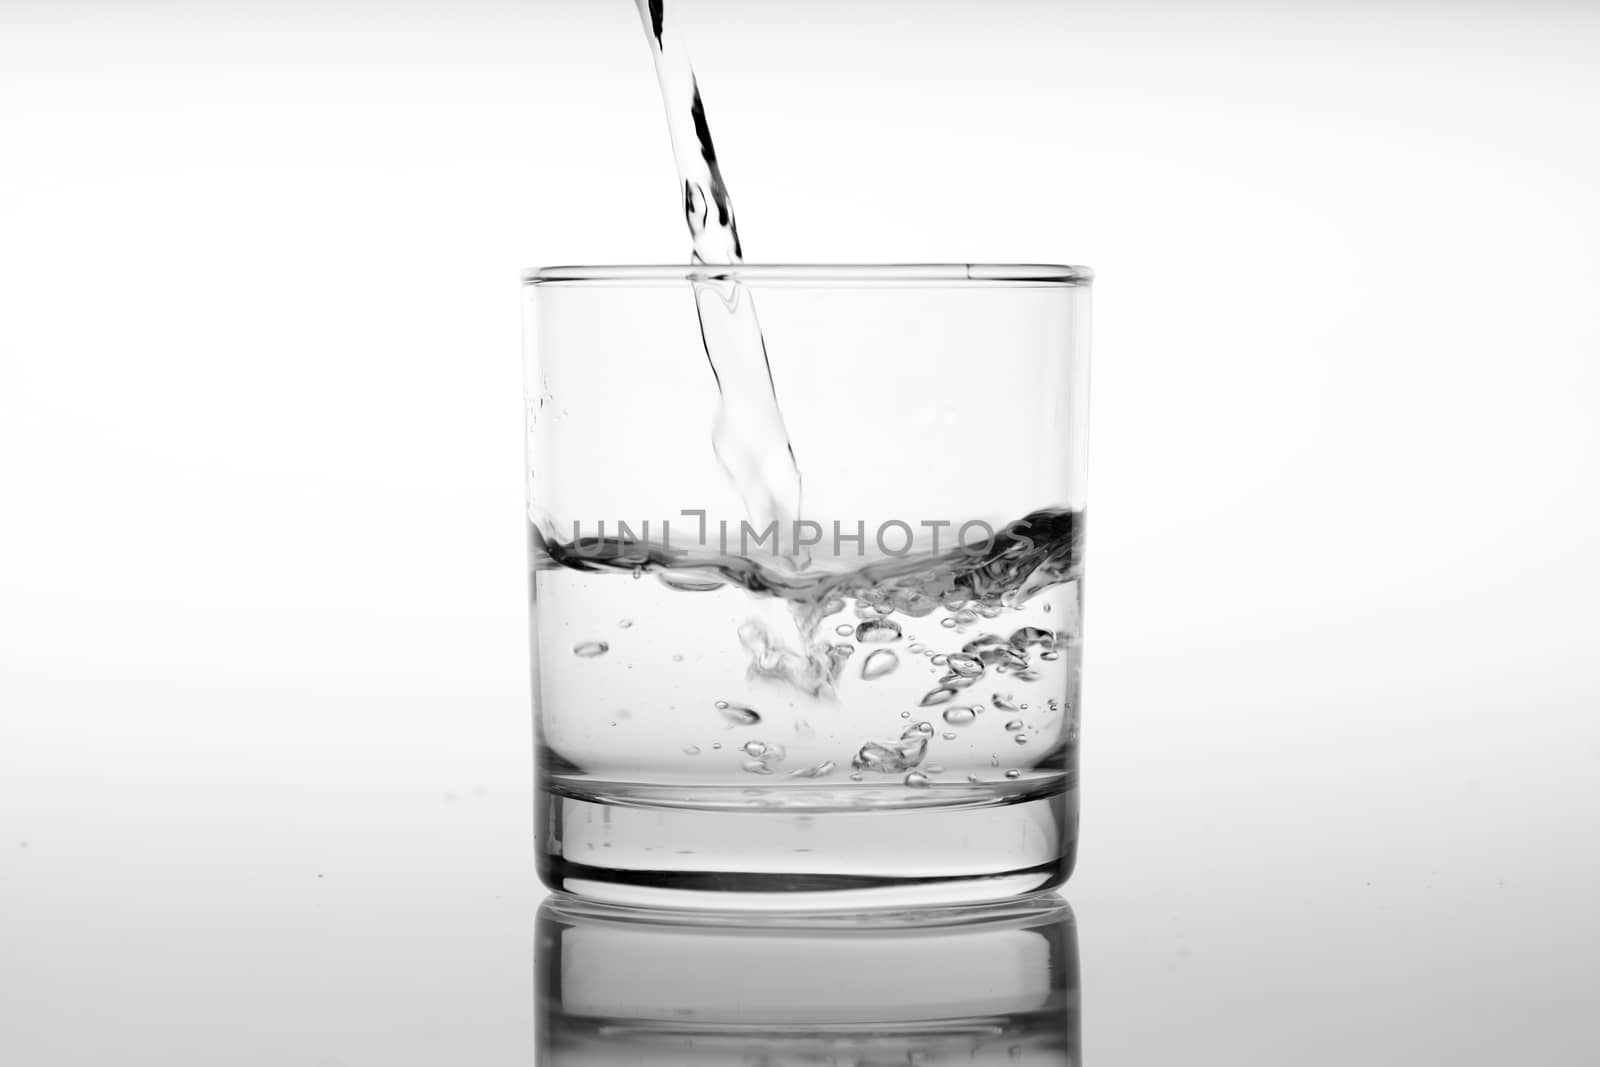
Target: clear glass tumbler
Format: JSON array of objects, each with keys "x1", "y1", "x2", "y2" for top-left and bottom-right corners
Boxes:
[{"x1": 524, "y1": 264, "x2": 1091, "y2": 909}]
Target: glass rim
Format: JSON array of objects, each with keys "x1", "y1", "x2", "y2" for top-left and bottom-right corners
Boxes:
[{"x1": 525, "y1": 263, "x2": 1092, "y2": 286}]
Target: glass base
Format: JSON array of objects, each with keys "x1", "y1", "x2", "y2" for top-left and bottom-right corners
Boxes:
[{"x1": 536, "y1": 783, "x2": 1078, "y2": 911}]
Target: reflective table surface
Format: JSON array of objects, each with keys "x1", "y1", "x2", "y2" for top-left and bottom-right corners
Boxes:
[{"x1": 5, "y1": 764, "x2": 1595, "y2": 1065}]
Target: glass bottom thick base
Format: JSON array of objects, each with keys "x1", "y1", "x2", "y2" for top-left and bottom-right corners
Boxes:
[{"x1": 536, "y1": 779, "x2": 1078, "y2": 911}]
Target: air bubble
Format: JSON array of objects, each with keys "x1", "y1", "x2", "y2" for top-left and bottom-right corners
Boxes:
[
  {"x1": 943, "y1": 732, "x2": 957, "y2": 740},
  {"x1": 835, "y1": 623, "x2": 854, "y2": 636},
  {"x1": 974, "y1": 646, "x2": 1019, "y2": 667},
  {"x1": 618, "y1": 619, "x2": 634, "y2": 629},
  {"x1": 682, "y1": 745, "x2": 701, "y2": 755},
  {"x1": 659, "y1": 572, "x2": 724, "y2": 592},
  {"x1": 903, "y1": 721, "x2": 935, "y2": 739},
  {"x1": 919, "y1": 686, "x2": 958, "y2": 706},
  {"x1": 904, "y1": 772, "x2": 931, "y2": 788},
  {"x1": 1005, "y1": 769, "x2": 1022, "y2": 779},
  {"x1": 572, "y1": 641, "x2": 609, "y2": 658},
  {"x1": 717, "y1": 703, "x2": 761, "y2": 727},
  {"x1": 789, "y1": 760, "x2": 836, "y2": 779},
  {"x1": 1041, "y1": 651, "x2": 1061, "y2": 662},
  {"x1": 1010, "y1": 626, "x2": 1055, "y2": 650},
  {"x1": 942, "y1": 706, "x2": 977, "y2": 726},
  {"x1": 1014, "y1": 734, "x2": 1029, "y2": 745},
  {"x1": 860, "y1": 649, "x2": 900, "y2": 680},
  {"x1": 742, "y1": 760, "x2": 774, "y2": 775},
  {"x1": 856, "y1": 619, "x2": 902, "y2": 643},
  {"x1": 994, "y1": 693, "x2": 1020, "y2": 712},
  {"x1": 1005, "y1": 720, "x2": 1024, "y2": 732},
  {"x1": 946, "y1": 653, "x2": 984, "y2": 678}
]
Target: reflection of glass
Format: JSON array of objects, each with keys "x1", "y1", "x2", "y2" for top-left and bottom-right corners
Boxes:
[{"x1": 535, "y1": 894, "x2": 1081, "y2": 1065}]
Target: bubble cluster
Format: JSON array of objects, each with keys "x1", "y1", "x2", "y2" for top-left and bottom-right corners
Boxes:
[
  {"x1": 738, "y1": 739, "x2": 787, "y2": 774},
  {"x1": 851, "y1": 730, "x2": 929, "y2": 774}
]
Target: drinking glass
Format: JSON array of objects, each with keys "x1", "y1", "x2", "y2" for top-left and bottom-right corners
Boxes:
[{"x1": 524, "y1": 264, "x2": 1091, "y2": 909}]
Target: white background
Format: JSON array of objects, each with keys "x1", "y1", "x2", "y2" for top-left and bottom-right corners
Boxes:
[{"x1": 3, "y1": 1, "x2": 1598, "y2": 1063}]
